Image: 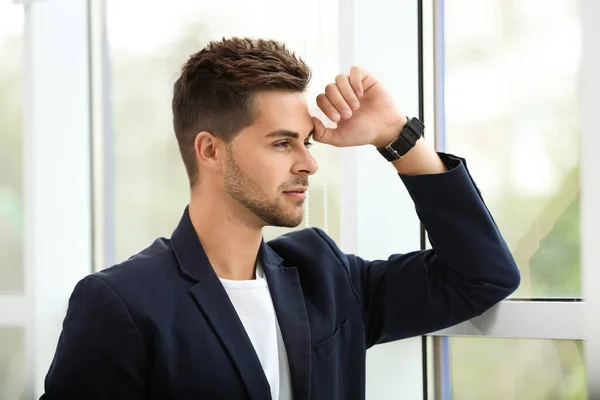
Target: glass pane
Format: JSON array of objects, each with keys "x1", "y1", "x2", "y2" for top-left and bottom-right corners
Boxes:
[
  {"x1": 444, "y1": 1, "x2": 581, "y2": 297},
  {"x1": 449, "y1": 337, "x2": 587, "y2": 399},
  {"x1": 107, "y1": 0, "x2": 340, "y2": 263},
  {"x1": 0, "y1": 3, "x2": 24, "y2": 292},
  {"x1": 0, "y1": 327, "x2": 26, "y2": 400}
]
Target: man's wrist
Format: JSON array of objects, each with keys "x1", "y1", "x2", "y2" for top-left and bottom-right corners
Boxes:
[
  {"x1": 372, "y1": 116, "x2": 408, "y2": 149},
  {"x1": 391, "y1": 138, "x2": 448, "y2": 176}
]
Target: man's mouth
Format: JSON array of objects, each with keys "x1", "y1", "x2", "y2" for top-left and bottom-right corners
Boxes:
[{"x1": 283, "y1": 187, "x2": 308, "y2": 199}]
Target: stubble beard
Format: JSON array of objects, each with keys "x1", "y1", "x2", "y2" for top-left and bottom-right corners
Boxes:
[{"x1": 223, "y1": 153, "x2": 306, "y2": 228}]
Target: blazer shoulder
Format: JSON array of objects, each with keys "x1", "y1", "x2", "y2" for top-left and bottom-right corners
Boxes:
[
  {"x1": 267, "y1": 227, "x2": 349, "y2": 268},
  {"x1": 89, "y1": 237, "x2": 177, "y2": 292}
]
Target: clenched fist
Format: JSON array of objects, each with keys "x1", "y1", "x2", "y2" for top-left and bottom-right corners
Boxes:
[{"x1": 313, "y1": 66, "x2": 407, "y2": 149}]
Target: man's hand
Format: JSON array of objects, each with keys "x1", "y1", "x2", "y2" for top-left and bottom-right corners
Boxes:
[
  {"x1": 313, "y1": 66, "x2": 447, "y2": 175},
  {"x1": 313, "y1": 66, "x2": 406, "y2": 149}
]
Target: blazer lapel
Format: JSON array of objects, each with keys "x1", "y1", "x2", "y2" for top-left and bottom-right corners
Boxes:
[
  {"x1": 189, "y1": 281, "x2": 271, "y2": 400},
  {"x1": 171, "y1": 207, "x2": 271, "y2": 400},
  {"x1": 260, "y1": 242, "x2": 312, "y2": 400}
]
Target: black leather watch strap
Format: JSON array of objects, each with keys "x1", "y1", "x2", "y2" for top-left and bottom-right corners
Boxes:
[{"x1": 377, "y1": 117, "x2": 425, "y2": 161}]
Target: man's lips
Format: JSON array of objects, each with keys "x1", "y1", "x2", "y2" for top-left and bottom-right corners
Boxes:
[{"x1": 283, "y1": 187, "x2": 308, "y2": 200}]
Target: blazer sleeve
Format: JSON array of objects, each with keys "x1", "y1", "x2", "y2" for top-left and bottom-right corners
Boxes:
[
  {"x1": 41, "y1": 275, "x2": 147, "y2": 399},
  {"x1": 329, "y1": 154, "x2": 520, "y2": 348}
]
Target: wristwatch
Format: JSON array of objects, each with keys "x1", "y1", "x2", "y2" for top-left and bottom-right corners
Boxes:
[{"x1": 377, "y1": 117, "x2": 425, "y2": 161}]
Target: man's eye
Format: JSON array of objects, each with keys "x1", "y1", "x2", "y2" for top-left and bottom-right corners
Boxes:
[
  {"x1": 274, "y1": 141, "x2": 290, "y2": 148},
  {"x1": 273, "y1": 141, "x2": 313, "y2": 149}
]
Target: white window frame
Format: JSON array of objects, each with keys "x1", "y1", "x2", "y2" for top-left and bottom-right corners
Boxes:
[
  {"x1": 20, "y1": 0, "x2": 93, "y2": 397},
  {"x1": 338, "y1": 0, "x2": 426, "y2": 398},
  {"x1": 580, "y1": 0, "x2": 600, "y2": 395}
]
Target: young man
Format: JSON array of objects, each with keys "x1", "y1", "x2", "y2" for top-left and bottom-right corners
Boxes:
[{"x1": 41, "y1": 38, "x2": 520, "y2": 399}]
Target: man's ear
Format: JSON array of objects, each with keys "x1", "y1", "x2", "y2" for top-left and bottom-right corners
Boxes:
[{"x1": 194, "y1": 131, "x2": 224, "y2": 172}]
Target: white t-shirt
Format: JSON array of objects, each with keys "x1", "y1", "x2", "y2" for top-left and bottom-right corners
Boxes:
[{"x1": 219, "y1": 262, "x2": 292, "y2": 400}]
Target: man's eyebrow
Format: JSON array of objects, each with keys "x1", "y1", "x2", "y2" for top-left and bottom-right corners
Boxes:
[{"x1": 266, "y1": 127, "x2": 315, "y2": 141}]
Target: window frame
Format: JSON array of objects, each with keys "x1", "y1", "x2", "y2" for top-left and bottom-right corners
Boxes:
[
  {"x1": 580, "y1": 0, "x2": 600, "y2": 394},
  {"x1": 21, "y1": 0, "x2": 94, "y2": 397}
]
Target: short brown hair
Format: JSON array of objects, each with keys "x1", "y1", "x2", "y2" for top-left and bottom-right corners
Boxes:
[{"x1": 172, "y1": 37, "x2": 312, "y2": 187}]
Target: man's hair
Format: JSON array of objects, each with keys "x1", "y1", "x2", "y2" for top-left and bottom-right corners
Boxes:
[{"x1": 172, "y1": 37, "x2": 312, "y2": 187}]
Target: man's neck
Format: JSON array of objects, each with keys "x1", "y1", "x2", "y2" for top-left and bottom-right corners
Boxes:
[{"x1": 188, "y1": 195, "x2": 263, "y2": 281}]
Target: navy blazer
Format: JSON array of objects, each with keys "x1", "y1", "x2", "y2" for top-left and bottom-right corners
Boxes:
[{"x1": 41, "y1": 154, "x2": 520, "y2": 399}]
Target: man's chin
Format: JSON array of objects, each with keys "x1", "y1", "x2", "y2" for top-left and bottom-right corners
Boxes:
[
  {"x1": 274, "y1": 219, "x2": 304, "y2": 229},
  {"x1": 264, "y1": 213, "x2": 304, "y2": 229}
]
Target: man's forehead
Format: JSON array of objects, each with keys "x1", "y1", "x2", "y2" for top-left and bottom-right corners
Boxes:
[
  {"x1": 249, "y1": 94, "x2": 312, "y2": 134},
  {"x1": 252, "y1": 91, "x2": 310, "y2": 118}
]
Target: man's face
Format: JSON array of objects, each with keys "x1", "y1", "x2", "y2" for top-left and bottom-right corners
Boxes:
[{"x1": 223, "y1": 91, "x2": 318, "y2": 228}]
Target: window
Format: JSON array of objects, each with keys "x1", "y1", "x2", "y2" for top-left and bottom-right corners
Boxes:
[
  {"x1": 432, "y1": 0, "x2": 587, "y2": 398},
  {"x1": 449, "y1": 338, "x2": 586, "y2": 399},
  {"x1": 0, "y1": 327, "x2": 26, "y2": 400},
  {"x1": 5, "y1": 0, "x2": 597, "y2": 397},
  {"x1": 444, "y1": 0, "x2": 581, "y2": 299},
  {"x1": 0, "y1": 3, "x2": 26, "y2": 399},
  {"x1": 0, "y1": 2, "x2": 24, "y2": 294},
  {"x1": 105, "y1": 0, "x2": 340, "y2": 264}
]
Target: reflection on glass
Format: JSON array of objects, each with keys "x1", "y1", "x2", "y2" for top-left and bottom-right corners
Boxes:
[
  {"x1": 0, "y1": 3, "x2": 24, "y2": 292},
  {"x1": 106, "y1": 0, "x2": 340, "y2": 262},
  {"x1": 449, "y1": 337, "x2": 586, "y2": 399},
  {"x1": 0, "y1": 327, "x2": 26, "y2": 400},
  {"x1": 445, "y1": 1, "x2": 582, "y2": 298}
]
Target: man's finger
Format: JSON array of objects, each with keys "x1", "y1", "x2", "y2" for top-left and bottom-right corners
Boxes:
[
  {"x1": 312, "y1": 116, "x2": 328, "y2": 141},
  {"x1": 312, "y1": 116, "x2": 342, "y2": 146},
  {"x1": 335, "y1": 74, "x2": 360, "y2": 111},
  {"x1": 316, "y1": 93, "x2": 341, "y2": 122},
  {"x1": 324, "y1": 83, "x2": 352, "y2": 120},
  {"x1": 350, "y1": 66, "x2": 365, "y2": 97}
]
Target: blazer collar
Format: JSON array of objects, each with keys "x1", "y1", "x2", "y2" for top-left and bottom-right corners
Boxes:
[
  {"x1": 171, "y1": 206, "x2": 285, "y2": 282},
  {"x1": 170, "y1": 206, "x2": 311, "y2": 400}
]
